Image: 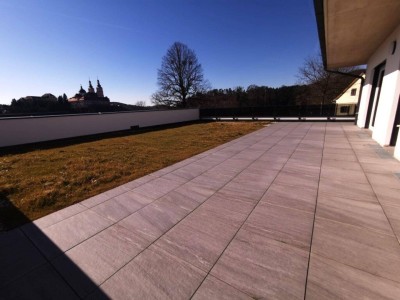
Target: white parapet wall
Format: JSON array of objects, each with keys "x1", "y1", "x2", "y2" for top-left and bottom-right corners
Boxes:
[{"x1": 0, "y1": 109, "x2": 199, "y2": 147}]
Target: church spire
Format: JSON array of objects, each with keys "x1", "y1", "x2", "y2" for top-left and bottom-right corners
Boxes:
[
  {"x1": 79, "y1": 84, "x2": 86, "y2": 95},
  {"x1": 96, "y1": 78, "x2": 104, "y2": 97},
  {"x1": 88, "y1": 80, "x2": 95, "y2": 93}
]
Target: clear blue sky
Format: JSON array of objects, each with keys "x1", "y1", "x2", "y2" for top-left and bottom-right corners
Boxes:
[{"x1": 0, "y1": 0, "x2": 320, "y2": 105}]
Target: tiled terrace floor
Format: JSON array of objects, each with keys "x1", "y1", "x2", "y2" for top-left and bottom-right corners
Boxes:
[{"x1": 2, "y1": 122, "x2": 400, "y2": 299}]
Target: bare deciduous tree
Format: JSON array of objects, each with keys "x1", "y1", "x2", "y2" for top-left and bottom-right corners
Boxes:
[
  {"x1": 152, "y1": 42, "x2": 207, "y2": 107},
  {"x1": 297, "y1": 53, "x2": 358, "y2": 106},
  {"x1": 134, "y1": 100, "x2": 146, "y2": 107}
]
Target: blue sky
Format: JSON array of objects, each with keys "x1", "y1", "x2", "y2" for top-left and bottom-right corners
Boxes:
[{"x1": 0, "y1": 0, "x2": 319, "y2": 105}]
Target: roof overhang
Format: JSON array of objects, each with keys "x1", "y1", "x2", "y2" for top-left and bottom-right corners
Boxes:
[{"x1": 314, "y1": 0, "x2": 400, "y2": 69}]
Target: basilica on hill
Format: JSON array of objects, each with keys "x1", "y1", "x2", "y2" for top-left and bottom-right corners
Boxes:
[{"x1": 68, "y1": 79, "x2": 110, "y2": 107}]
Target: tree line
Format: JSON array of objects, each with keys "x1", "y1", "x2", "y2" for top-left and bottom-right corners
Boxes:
[
  {"x1": 153, "y1": 42, "x2": 361, "y2": 109},
  {"x1": 1, "y1": 42, "x2": 361, "y2": 115}
]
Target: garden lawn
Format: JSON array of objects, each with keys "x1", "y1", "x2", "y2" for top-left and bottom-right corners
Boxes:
[{"x1": 0, "y1": 121, "x2": 267, "y2": 229}]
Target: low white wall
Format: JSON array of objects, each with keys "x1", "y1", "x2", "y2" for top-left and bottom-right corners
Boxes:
[{"x1": 0, "y1": 109, "x2": 199, "y2": 147}]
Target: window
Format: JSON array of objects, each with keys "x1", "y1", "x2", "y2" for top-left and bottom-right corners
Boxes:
[
  {"x1": 350, "y1": 88, "x2": 357, "y2": 96},
  {"x1": 340, "y1": 106, "x2": 350, "y2": 114}
]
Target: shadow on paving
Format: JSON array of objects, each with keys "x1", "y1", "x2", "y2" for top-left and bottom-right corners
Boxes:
[{"x1": 0, "y1": 198, "x2": 110, "y2": 299}]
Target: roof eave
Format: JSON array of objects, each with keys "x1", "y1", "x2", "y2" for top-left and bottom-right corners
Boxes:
[{"x1": 314, "y1": 0, "x2": 327, "y2": 69}]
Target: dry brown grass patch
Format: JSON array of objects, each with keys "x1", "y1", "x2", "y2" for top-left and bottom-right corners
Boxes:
[{"x1": 0, "y1": 121, "x2": 267, "y2": 229}]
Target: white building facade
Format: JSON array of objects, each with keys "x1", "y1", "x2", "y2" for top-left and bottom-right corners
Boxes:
[
  {"x1": 315, "y1": 0, "x2": 400, "y2": 159},
  {"x1": 335, "y1": 74, "x2": 365, "y2": 116},
  {"x1": 357, "y1": 24, "x2": 400, "y2": 149}
]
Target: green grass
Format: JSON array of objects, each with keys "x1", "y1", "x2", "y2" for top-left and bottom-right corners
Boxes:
[{"x1": 0, "y1": 121, "x2": 267, "y2": 229}]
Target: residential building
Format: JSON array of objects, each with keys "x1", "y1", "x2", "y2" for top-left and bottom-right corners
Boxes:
[
  {"x1": 334, "y1": 73, "x2": 365, "y2": 116},
  {"x1": 315, "y1": 0, "x2": 400, "y2": 159}
]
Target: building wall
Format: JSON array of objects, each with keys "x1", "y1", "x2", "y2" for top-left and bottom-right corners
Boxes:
[
  {"x1": 0, "y1": 109, "x2": 199, "y2": 147},
  {"x1": 336, "y1": 77, "x2": 363, "y2": 105},
  {"x1": 335, "y1": 104, "x2": 356, "y2": 116},
  {"x1": 335, "y1": 77, "x2": 363, "y2": 116},
  {"x1": 357, "y1": 23, "x2": 400, "y2": 151}
]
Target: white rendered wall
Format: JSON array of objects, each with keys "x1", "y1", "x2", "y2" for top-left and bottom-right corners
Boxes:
[
  {"x1": 395, "y1": 129, "x2": 400, "y2": 160},
  {"x1": 357, "y1": 23, "x2": 400, "y2": 149},
  {"x1": 0, "y1": 109, "x2": 199, "y2": 147},
  {"x1": 335, "y1": 77, "x2": 363, "y2": 105}
]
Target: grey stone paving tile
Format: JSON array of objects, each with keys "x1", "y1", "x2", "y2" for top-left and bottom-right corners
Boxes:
[
  {"x1": 256, "y1": 160, "x2": 287, "y2": 171},
  {"x1": 186, "y1": 204, "x2": 247, "y2": 233},
  {"x1": 258, "y1": 152, "x2": 291, "y2": 164},
  {"x1": 155, "y1": 220, "x2": 235, "y2": 272},
  {"x1": 133, "y1": 177, "x2": 181, "y2": 200},
  {"x1": 299, "y1": 140, "x2": 324, "y2": 147},
  {"x1": 174, "y1": 182, "x2": 215, "y2": 203},
  {"x1": 90, "y1": 194, "x2": 143, "y2": 222},
  {"x1": 118, "y1": 212, "x2": 163, "y2": 243},
  {"x1": 161, "y1": 172, "x2": 191, "y2": 184},
  {"x1": 381, "y1": 204, "x2": 400, "y2": 242},
  {"x1": 316, "y1": 194, "x2": 394, "y2": 235},
  {"x1": 103, "y1": 185, "x2": 132, "y2": 198},
  {"x1": 204, "y1": 192, "x2": 256, "y2": 215},
  {"x1": 324, "y1": 143, "x2": 352, "y2": 150},
  {"x1": 321, "y1": 159, "x2": 363, "y2": 171},
  {"x1": 312, "y1": 217, "x2": 400, "y2": 283},
  {"x1": 230, "y1": 173, "x2": 276, "y2": 192},
  {"x1": 121, "y1": 179, "x2": 141, "y2": 190},
  {"x1": 322, "y1": 147, "x2": 355, "y2": 156},
  {"x1": 373, "y1": 186, "x2": 400, "y2": 207},
  {"x1": 274, "y1": 170, "x2": 319, "y2": 190},
  {"x1": 191, "y1": 172, "x2": 233, "y2": 191},
  {"x1": 1, "y1": 263, "x2": 79, "y2": 300},
  {"x1": 80, "y1": 193, "x2": 111, "y2": 208},
  {"x1": 135, "y1": 198, "x2": 190, "y2": 232},
  {"x1": 363, "y1": 162, "x2": 400, "y2": 174},
  {"x1": 283, "y1": 161, "x2": 321, "y2": 177},
  {"x1": 289, "y1": 156, "x2": 322, "y2": 167},
  {"x1": 171, "y1": 164, "x2": 205, "y2": 180},
  {"x1": 221, "y1": 182, "x2": 267, "y2": 202},
  {"x1": 95, "y1": 245, "x2": 206, "y2": 300},
  {"x1": 130, "y1": 174, "x2": 158, "y2": 185},
  {"x1": 120, "y1": 190, "x2": 154, "y2": 206},
  {"x1": 246, "y1": 160, "x2": 284, "y2": 174},
  {"x1": 52, "y1": 224, "x2": 148, "y2": 298},
  {"x1": 233, "y1": 150, "x2": 265, "y2": 161},
  {"x1": 159, "y1": 190, "x2": 201, "y2": 212},
  {"x1": 243, "y1": 202, "x2": 314, "y2": 251},
  {"x1": 322, "y1": 153, "x2": 358, "y2": 162},
  {"x1": 156, "y1": 201, "x2": 247, "y2": 271},
  {"x1": 290, "y1": 152, "x2": 323, "y2": 163},
  {"x1": 366, "y1": 173, "x2": 400, "y2": 189},
  {"x1": 318, "y1": 180, "x2": 377, "y2": 202},
  {"x1": 357, "y1": 156, "x2": 394, "y2": 164},
  {"x1": 261, "y1": 183, "x2": 317, "y2": 213},
  {"x1": 31, "y1": 203, "x2": 87, "y2": 229},
  {"x1": 320, "y1": 166, "x2": 369, "y2": 184},
  {"x1": 192, "y1": 275, "x2": 253, "y2": 300},
  {"x1": 306, "y1": 254, "x2": 400, "y2": 300},
  {"x1": 210, "y1": 227, "x2": 309, "y2": 300},
  {"x1": 268, "y1": 146, "x2": 297, "y2": 155},
  {"x1": 25, "y1": 210, "x2": 113, "y2": 260},
  {"x1": 0, "y1": 228, "x2": 46, "y2": 288},
  {"x1": 214, "y1": 157, "x2": 250, "y2": 171}
]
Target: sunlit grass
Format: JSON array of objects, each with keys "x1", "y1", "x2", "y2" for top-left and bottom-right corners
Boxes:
[{"x1": 0, "y1": 121, "x2": 267, "y2": 229}]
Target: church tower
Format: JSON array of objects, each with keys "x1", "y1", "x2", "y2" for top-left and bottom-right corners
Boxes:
[
  {"x1": 88, "y1": 80, "x2": 95, "y2": 93},
  {"x1": 96, "y1": 79, "x2": 104, "y2": 97}
]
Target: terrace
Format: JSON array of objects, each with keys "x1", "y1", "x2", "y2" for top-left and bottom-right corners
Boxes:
[{"x1": 2, "y1": 121, "x2": 400, "y2": 299}]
